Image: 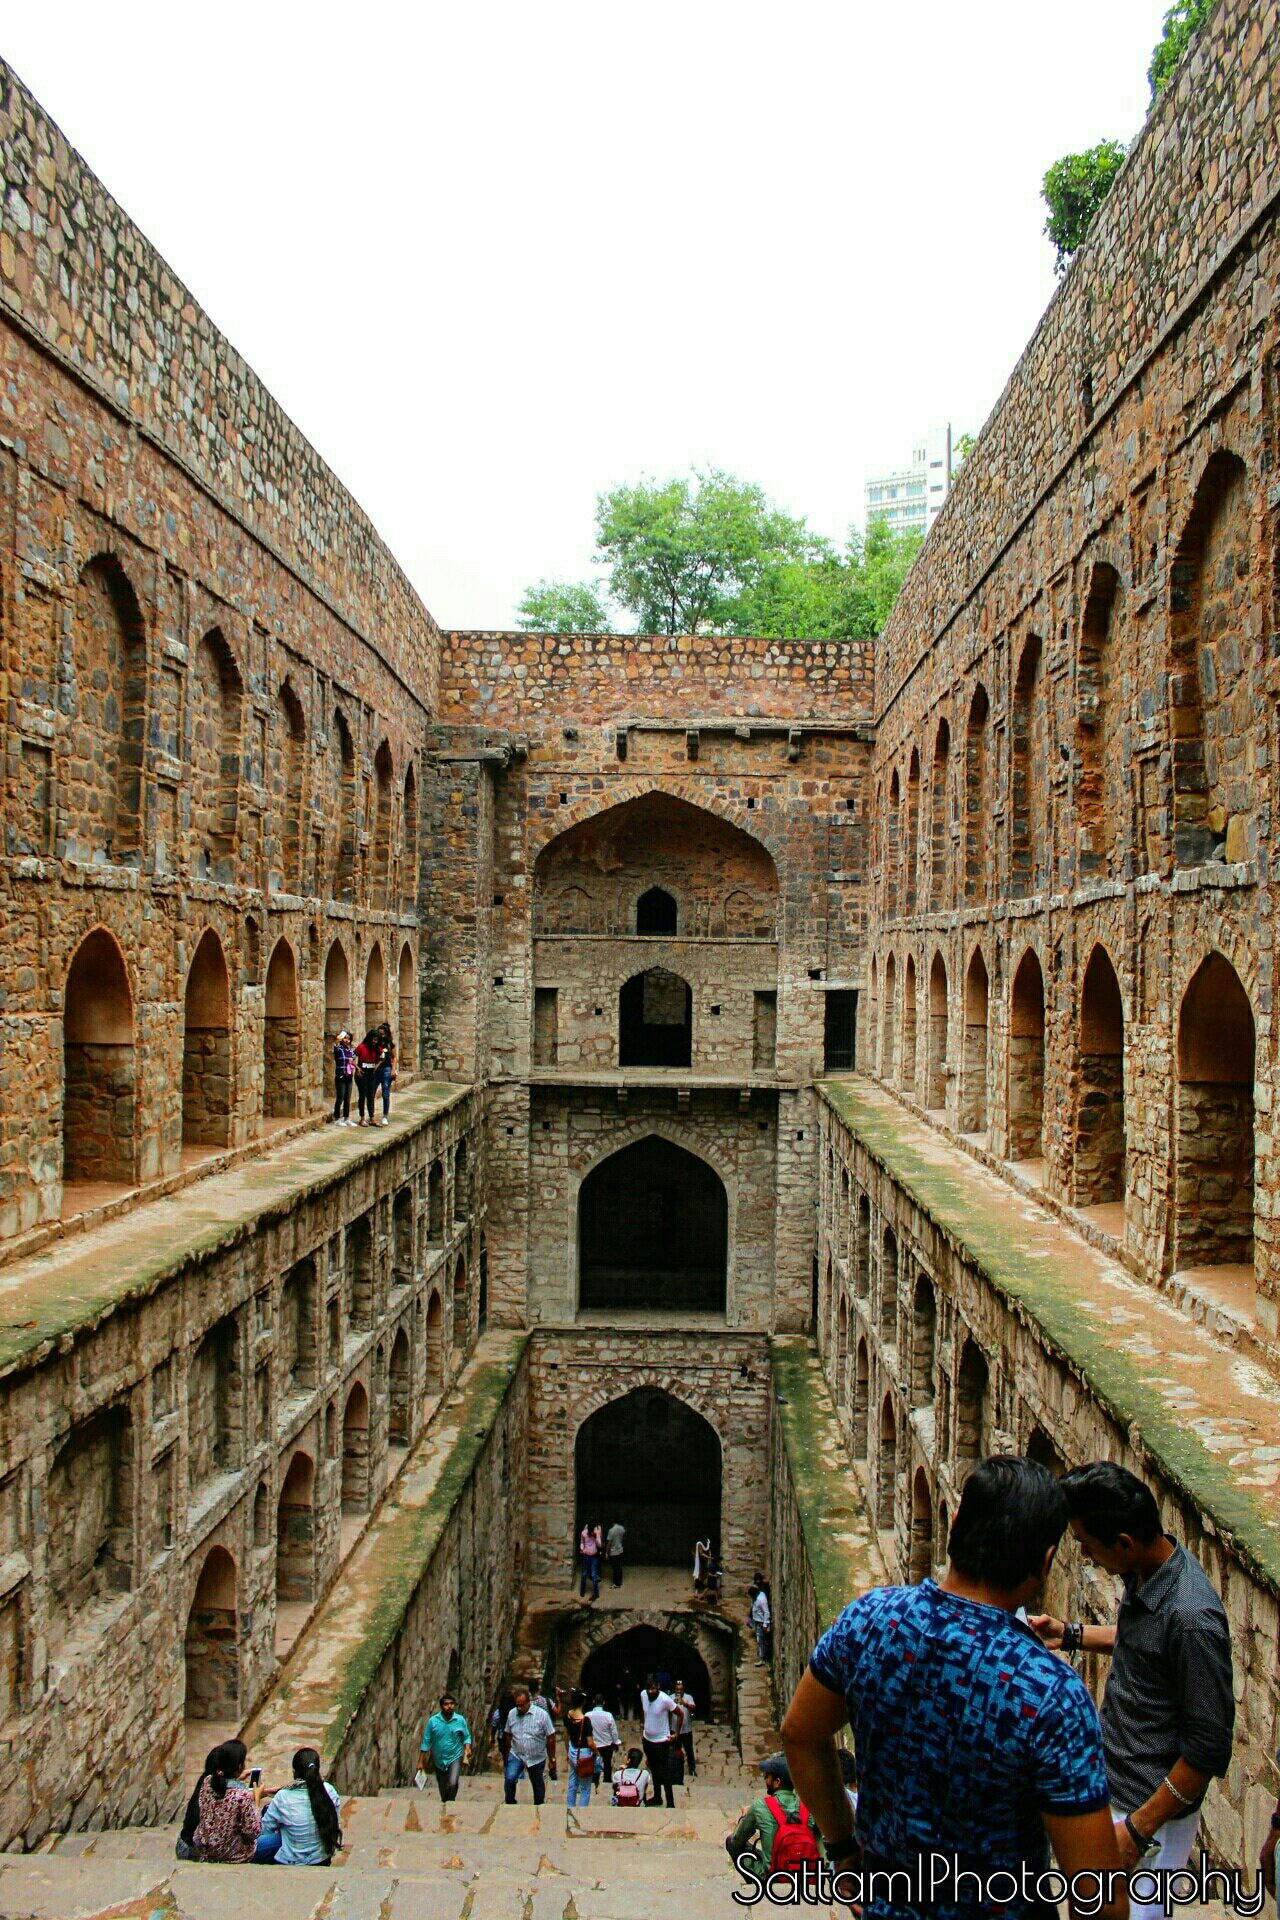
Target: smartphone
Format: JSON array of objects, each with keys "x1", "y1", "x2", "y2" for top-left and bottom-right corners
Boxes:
[{"x1": 249, "y1": 1767, "x2": 262, "y2": 1786}]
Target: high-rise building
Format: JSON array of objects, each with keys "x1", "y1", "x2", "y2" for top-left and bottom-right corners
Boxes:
[{"x1": 864, "y1": 423, "x2": 953, "y2": 535}]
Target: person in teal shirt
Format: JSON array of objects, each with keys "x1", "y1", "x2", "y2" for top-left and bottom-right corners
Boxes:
[{"x1": 421, "y1": 1693, "x2": 473, "y2": 1801}]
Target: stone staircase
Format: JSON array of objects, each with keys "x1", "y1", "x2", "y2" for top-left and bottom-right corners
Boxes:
[{"x1": 0, "y1": 1767, "x2": 784, "y2": 1919}]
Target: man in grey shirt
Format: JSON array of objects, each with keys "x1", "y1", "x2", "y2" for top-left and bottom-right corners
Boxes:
[{"x1": 1032, "y1": 1462, "x2": 1233, "y2": 1920}]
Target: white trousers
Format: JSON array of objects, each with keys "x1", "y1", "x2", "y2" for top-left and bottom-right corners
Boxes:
[{"x1": 1117, "y1": 1807, "x2": 1201, "y2": 1920}]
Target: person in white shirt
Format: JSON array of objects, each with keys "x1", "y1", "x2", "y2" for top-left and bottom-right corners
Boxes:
[
  {"x1": 587, "y1": 1693, "x2": 621, "y2": 1783},
  {"x1": 671, "y1": 1680, "x2": 697, "y2": 1779},
  {"x1": 639, "y1": 1677, "x2": 678, "y2": 1807},
  {"x1": 749, "y1": 1584, "x2": 771, "y2": 1664},
  {"x1": 611, "y1": 1747, "x2": 652, "y2": 1808}
]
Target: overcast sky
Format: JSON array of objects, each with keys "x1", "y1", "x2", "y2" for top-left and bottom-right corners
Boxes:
[{"x1": 7, "y1": 2, "x2": 1168, "y2": 630}]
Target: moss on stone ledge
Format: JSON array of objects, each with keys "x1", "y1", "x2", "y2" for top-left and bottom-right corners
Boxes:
[
  {"x1": 772, "y1": 1335, "x2": 877, "y2": 1624},
  {"x1": 323, "y1": 1333, "x2": 528, "y2": 1764},
  {"x1": 818, "y1": 1079, "x2": 1280, "y2": 1595}
]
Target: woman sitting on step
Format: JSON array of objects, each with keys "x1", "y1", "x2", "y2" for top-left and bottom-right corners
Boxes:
[
  {"x1": 190, "y1": 1740, "x2": 264, "y2": 1864},
  {"x1": 254, "y1": 1747, "x2": 342, "y2": 1864}
]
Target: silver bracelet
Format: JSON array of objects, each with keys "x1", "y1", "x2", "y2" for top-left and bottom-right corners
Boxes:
[{"x1": 1162, "y1": 1774, "x2": 1195, "y2": 1809}]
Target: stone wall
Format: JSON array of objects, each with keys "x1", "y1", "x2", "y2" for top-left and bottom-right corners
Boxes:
[
  {"x1": 324, "y1": 1340, "x2": 529, "y2": 1796},
  {"x1": 816, "y1": 1082, "x2": 1280, "y2": 1871},
  {"x1": 0, "y1": 57, "x2": 439, "y2": 1245},
  {"x1": 0, "y1": 1086, "x2": 481, "y2": 1850},
  {"x1": 863, "y1": 0, "x2": 1280, "y2": 1340}
]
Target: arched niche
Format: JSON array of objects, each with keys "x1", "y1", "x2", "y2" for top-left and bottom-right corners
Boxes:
[{"x1": 578, "y1": 1136, "x2": 727, "y2": 1313}]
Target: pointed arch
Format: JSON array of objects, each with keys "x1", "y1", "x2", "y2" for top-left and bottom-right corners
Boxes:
[
  {"x1": 272, "y1": 678, "x2": 306, "y2": 893},
  {"x1": 63, "y1": 928, "x2": 136, "y2": 1188},
  {"x1": 341, "y1": 1382, "x2": 371, "y2": 1512},
  {"x1": 905, "y1": 748, "x2": 921, "y2": 914},
  {"x1": 71, "y1": 555, "x2": 147, "y2": 865},
  {"x1": 929, "y1": 718, "x2": 951, "y2": 910},
  {"x1": 328, "y1": 705, "x2": 357, "y2": 901},
  {"x1": 637, "y1": 886, "x2": 678, "y2": 935},
  {"x1": 389, "y1": 1329, "x2": 411, "y2": 1446},
  {"x1": 400, "y1": 761, "x2": 419, "y2": 913},
  {"x1": 372, "y1": 739, "x2": 394, "y2": 909},
  {"x1": 324, "y1": 939, "x2": 350, "y2": 1059},
  {"x1": 1175, "y1": 952, "x2": 1254, "y2": 1270},
  {"x1": 184, "y1": 1547, "x2": 239, "y2": 1721},
  {"x1": 877, "y1": 1397, "x2": 897, "y2": 1529},
  {"x1": 909, "y1": 1468, "x2": 932, "y2": 1583},
  {"x1": 852, "y1": 1339, "x2": 869, "y2": 1460},
  {"x1": 619, "y1": 968, "x2": 692, "y2": 1067},
  {"x1": 276, "y1": 1452, "x2": 315, "y2": 1601},
  {"x1": 883, "y1": 952, "x2": 898, "y2": 1080},
  {"x1": 398, "y1": 942, "x2": 415, "y2": 1076},
  {"x1": 1073, "y1": 944, "x2": 1126, "y2": 1207},
  {"x1": 902, "y1": 953, "x2": 918, "y2": 1093},
  {"x1": 1008, "y1": 949, "x2": 1046, "y2": 1164},
  {"x1": 575, "y1": 1388, "x2": 720, "y2": 1566},
  {"x1": 961, "y1": 947, "x2": 989, "y2": 1133},
  {"x1": 963, "y1": 684, "x2": 990, "y2": 902},
  {"x1": 183, "y1": 928, "x2": 232, "y2": 1148},
  {"x1": 1076, "y1": 564, "x2": 1123, "y2": 879},
  {"x1": 1011, "y1": 636, "x2": 1046, "y2": 897},
  {"x1": 1170, "y1": 452, "x2": 1251, "y2": 866},
  {"x1": 926, "y1": 950, "x2": 948, "y2": 1111},
  {"x1": 911, "y1": 1272, "x2": 936, "y2": 1404},
  {"x1": 578, "y1": 1134, "x2": 727, "y2": 1313},
  {"x1": 264, "y1": 939, "x2": 300, "y2": 1120},
  {"x1": 365, "y1": 942, "x2": 387, "y2": 1034},
  {"x1": 887, "y1": 769, "x2": 901, "y2": 916},
  {"x1": 191, "y1": 629, "x2": 244, "y2": 879}
]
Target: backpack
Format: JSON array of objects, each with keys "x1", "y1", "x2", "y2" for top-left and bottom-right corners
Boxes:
[
  {"x1": 613, "y1": 1770, "x2": 643, "y2": 1807},
  {"x1": 765, "y1": 1795, "x2": 820, "y2": 1873}
]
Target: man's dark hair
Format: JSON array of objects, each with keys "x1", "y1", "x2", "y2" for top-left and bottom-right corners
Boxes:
[
  {"x1": 1058, "y1": 1461, "x2": 1162, "y2": 1545},
  {"x1": 440, "y1": 1692, "x2": 455, "y2": 1706},
  {"x1": 947, "y1": 1456, "x2": 1068, "y2": 1590}
]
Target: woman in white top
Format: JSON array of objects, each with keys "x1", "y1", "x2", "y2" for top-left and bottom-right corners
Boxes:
[{"x1": 693, "y1": 1536, "x2": 712, "y2": 1591}]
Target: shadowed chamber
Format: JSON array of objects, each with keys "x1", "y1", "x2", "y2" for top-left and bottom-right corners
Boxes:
[
  {"x1": 579, "y1": 1626, "x2": 714, "y2": 1720},
  {"x1": 578, "y1": 1136, "x2": 727, "y2": 1311},
  {"x1": 575, "y1": 1389, "x2": 721, "y2": 1565}
]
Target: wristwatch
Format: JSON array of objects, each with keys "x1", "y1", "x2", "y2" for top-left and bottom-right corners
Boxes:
[
  {"x1": 1124, "y1": 1814, "x2": 1156, "y2": 1856},
  {"x1": 824, "y1": 1833, "x2": 860, "y2": 1863}
]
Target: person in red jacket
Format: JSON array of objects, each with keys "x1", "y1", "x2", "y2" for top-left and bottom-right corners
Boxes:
[{"x1": 354, "y1": 1029, "x2": 385, "y2": 1126}]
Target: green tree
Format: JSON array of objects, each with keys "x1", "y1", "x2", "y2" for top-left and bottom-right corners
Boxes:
[
  {"x1": 1041, "y1": 141, "x2": 1127, "y2": 274},
  {"x1": 594, "y1": 470, "x2": 816, "y2": 636},
  {"x1": 1148, "y1": 0, "x2": 1213, "y2": 97},
  {"x1": 515, "y1": 578, "x2": 611, "y2": 633},
  {"x1": 837, "y1": 520, "x2": 925, "y2": 638},
  {"x1": 954, "y1": 431, "x2": 977, "y2": 466}
]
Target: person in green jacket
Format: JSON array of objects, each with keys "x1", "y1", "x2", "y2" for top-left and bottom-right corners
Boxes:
[
  {"x1": 725, "y1": 1753, "x2": 816, "y2": 1883},
  {"x1": 421, "y1": 1693, "x2": 474, "y2": 1802}
]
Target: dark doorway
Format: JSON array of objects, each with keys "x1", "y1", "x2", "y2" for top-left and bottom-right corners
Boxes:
[
  {"x1": 579, "y1": 1136, "x2": 727, "y2": 1312},
  {"x1": 579, "y1": 1626, "x2": 714, "y2": 1722},
  {"x1": 619, "y1": 969, "x2": 692, "y2": 1067},
  {"x1": 636, "y1": 887, "x2": 678, "y2": 935},
  {"x1": 824, "y1": 990, "x2": 857, "y2": 1071},
  {"x1": 575, "y1": 1389, "x2": 721, "y2": 1566}
]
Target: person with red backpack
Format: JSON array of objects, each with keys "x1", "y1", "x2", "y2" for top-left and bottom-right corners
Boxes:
[{"x1": 725, "y1": 1752, "x2": 820, "y2": 1886}]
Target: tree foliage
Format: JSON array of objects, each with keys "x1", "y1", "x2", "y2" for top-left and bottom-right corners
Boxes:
[
  {"x1": 594, "y1": 471, "x2": 818, "y2": 637},
  {"x1": 1041, "y1": 141, "x2": 1127, "y2": 274},
  {"x1": 1148, "y1": 0, "x2": 1213, "y2": 96},
  {"x1": 515, "y1": 578, "x2": 611, "y2": 633}
]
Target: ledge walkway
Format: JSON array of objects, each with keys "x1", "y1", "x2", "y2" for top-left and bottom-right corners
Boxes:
[
  {"x1": 820, "y1": 1079, "x2": 1280, "y2": 1593},
  {"x1": 0, "y1": 1080, "x2": 468, "y2": 1379}
]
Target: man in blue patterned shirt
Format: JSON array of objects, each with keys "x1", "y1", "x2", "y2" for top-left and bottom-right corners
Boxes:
[{"x1": 781, "y1": 1457, "x2": 1127, "y2": 1919}]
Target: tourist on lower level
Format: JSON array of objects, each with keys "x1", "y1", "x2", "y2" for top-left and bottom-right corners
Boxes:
[
  {"x1": 611, "y1": 1748, "x2": 651, "y2": 1807},
  {"x1": 503, "y1": 1686, "x2": 557, "y2": 1805},
  {"x1": 579, "y1": 1520, "x2": 603, "y2": 1600},
  {"x1": 421, "y1": 1692, "x2": 473, "y2": 1802},
  {"x1": 189, "y1": 1740, "x2": 264, "y2": 1864},
  {"x1": 639, "y1": 1676, "x2": 678, "y2": 1809},
  {"x1": 331, "y1": 1030, "x2": 355, "y2": 1125},
  {"x1": 606, "y1": 1518, "x2": 625, "y2": 1586},
  {"x1": 693, "y1": 1534, "x2": 712, "y2": 1592},
  {"x1": 780, "y1": 1456, "x2": 1126, "y2": 1920},
  {"x1": 376, "y1": 1023, "x2": 396, "y2": 1119},
  {"x1": 354, "y1": 1031, "x2": 383, "y2": 1126},
  {"x1": 749, "y1": 1583, "x2": 771, "y2": 1664},
  {"x1": 253, "y1": 1747, "x2": 342, "y2": 1864},
  {"x1": 587, "y1": 1693, "x2": 621, "y2": 1782},
  {"x1": 672, "y1": 1680, "x2": 697, "y2": 1779},
  {"x1": 724, "y1": 1753, "x2": 817, "y2": 1887},
  {"x1": 703, "y1": 1552, "x2": 722, "y2": 1603},
  {"x1": 1031, "y1": 1460, "x2": 1235, "y2": 1920},
  {"x1": 565, "y1": 1694, "x2": 596, "y2": 1807}
]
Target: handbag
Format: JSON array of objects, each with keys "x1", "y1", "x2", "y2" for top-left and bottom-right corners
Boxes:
[{"x1": 572, "y1": 1723, "x2": 595, "y2": 1779}]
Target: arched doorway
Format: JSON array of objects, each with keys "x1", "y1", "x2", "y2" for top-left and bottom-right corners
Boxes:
[
  {"x1": 425, "y1": 1291, "x2": 444, "y2": 1395},
  {"x1": 1176, "y1": 954, "x2": 1254, "y2": 1271},
  {"x1": 619, "y1": 969, "x2": 692, "y2": 1067},
  {"x1": 909, "y1": 1469, "x2": 932, "y2": 1583},
  {"x1": 637, "y1": 886, "x2": 678, "y2": 935},
  {"x1": 264, "y1": 939, "x2": 300, "y2": 1120},
  {"x1": 902, "y1": 954, "x2": 918, "y2": 1093},
  {"x1": 398, "y1": 943, "x2": 415, "y2": 1075},
  {"x1": 876, "y1": 1400, "x2": 896, "y2": 1530},
  {"x1": 961, "y1": 949, "x2": 989, "y2": 1133},
  {"x1": 365, "y1": 944, "x2": 386, "y2": 1035},
  {"x1": 926, "y1": 953, "x2": 948, "y2": 1111},
  {"x1": 324, "y1": 940, "x2": 350, "y2": 1063},
  {"x1": 579, "y1": 1626, "x2": 714, "y2": 1721},
  {"x1": 276, "y1": 1452, "x2": 315, "y2": 1602},
  {"x1": 1074, "y1": 945, "x2": 1125, "y2": 1209},
  {"x1": 63, "y1": 928, "x2": 136, "y2": 1189},
  {"x1": 183, "y1": 929, "x2": 232, "y2": 1150},
  {"x1": 575, "y1": 1389, "x2": 720, "y2": 1567},
  {"x1": 342, "y1": 1383, "x2": 370, "y2": 1512},
  {"x1": 578, "y1": 1137, "x2": 727, "y2": 1313},
  {"x1": 389, "y1": 1330, "x2": 410, "y2": 1446},
  {"x1": 184, "y1": 1546, "x2": 238, "y2": 1721},
  {"x1": 372, "y1": 741, "x2": 393, "y2": 910},
  {"x1": 452, "y1": 1256, "x2": 468, "y2": 1351},
  {"x1": 1008, "y1": 950, "x2": 1046, "y2": 1165}
]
